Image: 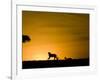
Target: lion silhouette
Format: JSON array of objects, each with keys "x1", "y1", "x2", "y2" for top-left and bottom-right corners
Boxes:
[{"x1": 48, "y1": 52, "x2": 58, "y2": 60}]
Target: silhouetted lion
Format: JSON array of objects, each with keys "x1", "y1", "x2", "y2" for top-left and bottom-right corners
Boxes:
[
  {"x1": 48, "y1": 52, "x2": 58, "y2": 60},
  {"x1": 22, "y1": 35, "x2": 31, "y2": 43}
]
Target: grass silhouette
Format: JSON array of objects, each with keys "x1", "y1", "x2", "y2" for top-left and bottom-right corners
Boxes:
[{"x1": 22, "y1": 58, "x2": 89, "y2": 69}]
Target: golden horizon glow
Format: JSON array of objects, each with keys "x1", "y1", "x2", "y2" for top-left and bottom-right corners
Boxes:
[{"x1": 22, "y1": 11, "x2": 89, "y2": 61}]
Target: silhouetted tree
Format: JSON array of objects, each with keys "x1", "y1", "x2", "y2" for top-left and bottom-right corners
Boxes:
[{"x1": 22, "y1": 35, "x2": 31, "y2": 43}]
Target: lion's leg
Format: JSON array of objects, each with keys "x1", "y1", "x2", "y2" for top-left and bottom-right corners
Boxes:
[
  {"x1": 54, "y1": 57, "x2": 55, "y2": 60},
  {"x1": 56, "y1": 57, "x2": 58, "y2": 60},
  {"x1": 55, "y1": 56, "x2": 57, "y2": 60},
  {"x1": 48, "y1": 56, "x2": 50, "y2": 60},
  {"x1": 55, "y1": 56, "x2": 58, "y2": 60}
]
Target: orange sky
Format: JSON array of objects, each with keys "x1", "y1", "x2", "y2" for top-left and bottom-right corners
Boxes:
[{"x1": 22, "y1": 11, "x2": 89, "y2": 61}]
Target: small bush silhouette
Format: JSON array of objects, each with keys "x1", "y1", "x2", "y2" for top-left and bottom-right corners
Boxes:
[
  {"x1": 64, "y1": 57, "x2": 72, "y2": 61},
  {"x1": 64, "y1": 57, "x2": 67, "y2": 60}
]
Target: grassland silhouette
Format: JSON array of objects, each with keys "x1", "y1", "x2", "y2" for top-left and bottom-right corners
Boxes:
[{"x1": 22, "y1": 52, "x2": 89, "y2": 69}]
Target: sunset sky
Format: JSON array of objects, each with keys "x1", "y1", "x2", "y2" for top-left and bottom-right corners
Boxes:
[{"x1": 22, "y1": 11, "x2": 89, "y2": 61}]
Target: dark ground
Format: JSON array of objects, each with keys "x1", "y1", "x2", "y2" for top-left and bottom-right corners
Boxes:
[{"x1": 22, "y1": 58, "x2": 89, "y2": 69}]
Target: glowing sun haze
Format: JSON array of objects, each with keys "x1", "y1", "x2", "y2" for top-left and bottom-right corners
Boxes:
[{"x1": 22, "y1": 11, "x2": 89, "y2": 61}]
